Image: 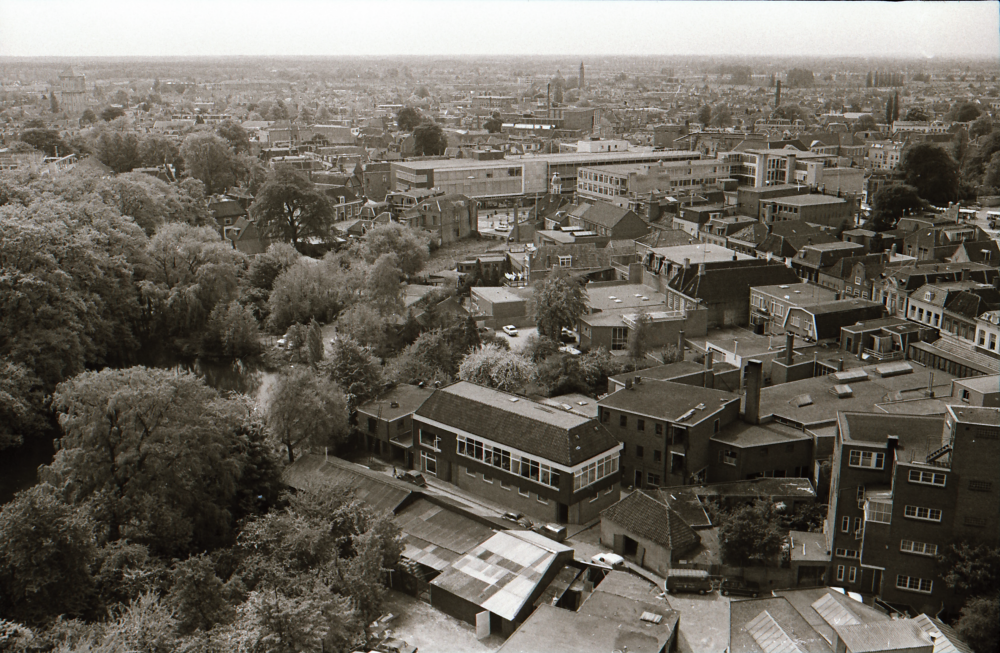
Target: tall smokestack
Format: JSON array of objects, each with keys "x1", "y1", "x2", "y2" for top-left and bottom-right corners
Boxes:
[
  {"x1": 775, "y1": 80, "x2": 781, "y2": 108},
  {"x1": 547, "y1": 83, "x2": 551, "y2": 111},
  {"x1": 785, "y1": 333, "x2": 794, "y2": 366},
  {"x1": 744, "y1": 359, "x2": 764, "y2": 425}
]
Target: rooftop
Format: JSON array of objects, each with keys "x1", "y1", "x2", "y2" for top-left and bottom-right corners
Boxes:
[
  {"x1": 952, "y1": 374, "x2": 1000, "y2": 394},
  {"x1": 598, "y1": 379, "x2": 739, "y2": 425},
  {"x1": 646, "y1": 242, "x2": 753, "y2": 263},
  {"x1": 771, "y1": 194, "x2": 848, "y2": 207},
  {"x1": 753, "y1": 283, "x2": 839, "y2": 305},
  {"x1": 395, "y1": 497, "x2": 496, "y2": 571},
  {"x1": 947, "y1": 405, "x2": 1000, "y2": 427},
  {"x1": 772, "y1": 588, "x2": 890, "y2": 646},
  {"x1": 586, "y1": 284, "x2": 666, "y2": 312},
  {"x1": 430, "y1": 530, "x2": 572, "y2": 622},
  {"x1": 838, "y1": 413, "x2": 946, "y2": 462},
  {"x1": 836, "y1": 621, "x2": 932, "y2": 653},
  {"x1": 788, "y1": 531, "x2": 830, "y2": 564},
  {"x1": 282, "y1": 455, "x2": 413, "y2": 514},
  {"x1": 600, "y1": 490, "x2": 700, "y2": 553},
  {"x1": 415, "y1": 382, "x2": 619, "y2": 467},
  {"x1": 394, "y1": 149, "x2": 703, "y2": 171},
  {"x1": 357, "y1": 384, "x2": 435, "y2": 421},
  {"x1": 729, "y1": 596, "x2": 834, "y2": 653},
  {"x1": 712, "y1": 421, "x2": 813, "y2": 448}
]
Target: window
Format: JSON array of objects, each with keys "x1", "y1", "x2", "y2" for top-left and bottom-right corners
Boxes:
[
  {"x1": 969, "y1": 480, "x2": 993, "y2": 492},
  {"x1": 620, "y1": 415, "x2": 628, "y2": 428},
  {"x1": 611, "y1": 327, "x2": 629, "y2": 351},
  {"x1": 849, "y1": 450, "x2": 885, "y2": 469},
  {"x1": 647, "y1": 473, "x2": 660, "y2": 486},
  {"x1": 896, "y1": 575, "x2": 933, "y2": 594},
  {"x1": 559, "y1": 255, "x2": 572, "y2": 267},
  {"x1": 636, "y1": 445, "x2": 644, "y2": 458},
  {"x1": 653, "y1": 450, "x2": 662, "y2": 462},
  {"x1": 841, "y1": 516, "x2": 851, "y2": 533},
  {"x1": 573, "y1": 453, "x2": 620, "y2": 491},
  {"x1": 419, "y1": 430, "x2": 441, "y2": 451},
  {"x1": 456, "y1": 435, "x2": 559, "y2": 488},
  {"x1": 865, "y1": 501, "x2": 892, "y2": 524},
  {"x1": 466, "y1": 467, "x2": 476, "y2": 477},
  {"x1": 904, "y1": 505, "x2": 942, "y2": 522},
  {"x1": 500, "y1": 479, "x2": 510, "y2": 490},
  {"x1": 900, "y1": 540, "x2": 938, "y2": 556},
  {"x1": 965, "y1": 516, "x2": 987, "y2": 528},
  {"x1": 368, "y1": 417, "x2": 377, "y2": 434},
  {"x1": 836, "y1": 565, "x2": 845, "y2": 582},
  {"x1": 848, "y1": 567, "x2": 857, "y2": 583},
  {"x1": 835, "y1": 548, "x2": 860, "y2": 559},
  {"x1": 482, "y1": 473, "x2": 493, "y2": 484},
  {"x1": 637, "y1": 419, "x2": 645, "y2": 432},
  {"x1": 714, "y1": 419, "x2": 720, "y2": 434},
  {"x1": 601, "y1": 409, "x2": 610, "y2": 423},
  {"x1": 421, "y1": 451, "x2": 437, "y2": 475},
  {"x1": 518, "y1": 487, "x2": 530, "y2": 497},
  {"x1": 655, "y1": 424, "x2": 663, "y2": 436},
  {"x1": 720, "y1": 450, "x2": 737, "y2": 466},
  {"x1": 908, "y1": 469, "x2": 946, "y2": 486},
  {"x1": 670, "y1": 451, "x2": 685, "y2": 473}
]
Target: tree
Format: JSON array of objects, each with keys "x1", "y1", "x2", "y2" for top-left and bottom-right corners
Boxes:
[
  {"x1": 307, "y1": 318, "x2": 324, "y2": 365},
  {"x1": 954, "y1": 595, "x2": 999, "y2": 653},
  {"x1": 216, "y1": 119, "x2": 251, "y2": 155},
  {"x1": 250, "y1": 165, "x2": 334, "y2": 253},
  {"x1": 352, "y1": 222, "x2": 431, "y2": 276},
  {"x1": 96, "y1": 129, "x2": 142, "y2": 173},
  {"x1": 49, "y1": 93, "x2": 60, "y2": 113},
  {"x1": 950, "y1": 102, "x2": 982, "y2": 123},
  {"x1": 484, "y1": 112, "x2": 503, "y2": 133},
  {"x1": 181, "y1": 132, "x2": 238, "y2": 195},
  {"x1": 0, "y1": 486, "x2": 97, "y2": 624},
  {"x1": 167, "y1": 554, "x2": 235, "y2": 634},
  {"x1": 904, "y1": 106, "x2": 929, "y2": 122},
  {"x1": 984, "y1": 151, "x2": 1000, "y2": 190},
  {"x1": 696, "y1": 104, "x2": 712, "y2": 125},
  {"x1": 266, "y1": 258, "x2": 357, "y2": 334},
  {"x1": 970, "y1": 113, "x2": 994, "y2": 140},
  {"x1": 20, "y1": 128, "x2": 70, "y2": 157},
  {"x1": 101, "y1": 106, "x2": 126, "y2": 121},
  {"x1": 413, "y1": 122, "x2": 447, "y2": 156},
  {"x1": 711, "y1": 104, "x2": 733, "y2": 128},
  {"x1": 534, "y1": 272, "x2": 587, "y2": 340},
  {"x1": 458, "y1": 344, "x2": 535, "y2": 392},
  {"x1": 533, "y1": 354, "x2": 588, "y2": 397},
  {"x1": 854, "y1": 114, "x2": 877, "y2": 131},
  {"x1": 628, "y1": 310, "x2": 651, "y2": 364},
  {"x1": 44, "y1": 367, "x2": 247, "y2": 556},
  {"x1": 203, "y1": 300, "x2": 261, "y2": 358},
  {"x1": 899, "y1": 143, "x2": 960, "y2": 205},
  {"x1": 325, "y1": 336, "x2": 384, "y2": 408},
  {"x1": 139, "y1": 134, "x2": 181, "y2": 170},
  {"x1": 337, "y1": 303, "x2": 389, "y2": 353},
  {"x1": 80, "y1": 108, "x2": 97, "y2": 125},
  {"x1": 366, "y1": 253, "x2": 404, "y2": 314},
  {"x1": 939, "y1": 542, "x2": 1000, "y2": 596},
  {"x1": 267, "y1": 366, "x2": 348, "y2": 463},
  {"x1": 717, "y1": 499, "x2": 784, "y2": 567},
  {"x1": 396, "y1": 106, "x2": 421, "y2": 131},
  {"x1": 786, "y1": 68, "x2": 814, "y2": 87},
  {"x1": 0, "y1": 359, "x2": 47, "y2": 450},
  {"x1": 869, "y1": 184, "x2": 924, "y2": 231}
]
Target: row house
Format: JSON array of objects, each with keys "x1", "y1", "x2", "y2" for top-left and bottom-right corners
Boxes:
[
  {"x1": 875, "y1": 262, "x2": 999, "y2": 319},
  {"x1": 901, "y1": 223, "x2": 990, "y2": 261},
  {"x1": 749, "y1": 282, "x2": 839, "y2": 335},
  {"x1": 905, "y1": 281, "x2": 1000, "y2": 345},
  {"x1": 322, "y1": 186, "x2": 365, "y2": 222},
  {"x1": 399, "y1": 193, "x2": 479, "y2": 245},
  {"x1": 826, "y1": 407, "x2": 1000, "y2": 614},
  {"x1": 814, "y1": 253, "x2": 890, "y2": 301},
  {"x1": 866, "y1": 141, "x2": 904, "y2": 171},
  {"x1": 974, "y1": 310, "x2": 1000, "y2": 360},
  {"x1": 567, "y1": 202, "x2": 650, "y2": 240},
  {"x1": 412, "y1": 382, "x2": 622, "y2": 525},
  {"x1": 791, "y1": 242, "x2": 865, "y2": 283}
]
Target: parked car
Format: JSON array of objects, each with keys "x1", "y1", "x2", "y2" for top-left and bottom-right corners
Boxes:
[
  {"x1": 535, "y1": 523, "x2": 567, "y2": 542},
  {"x1": 559, "y1": 328, "x2": 576, "y2": 343},
  {"x1": 396, "y1": 470, "x2": 426, "y2": 487},
  {"x1": 376, "y1": 637, "x2": 417, "y2": 653},
  {"x1": 502, "y1": 325, "x2": 519, "y2": 337},
  {"x1": 720, "y1": 577, "x2": 760, "y2": 598},
  {"x1": 591, "y1": 552, "x2": 626, "y2": 570},
  {"x1": 665, "y1": 568, "x2": 712, "y2": 595},
  {"x1": 501, "y1": 511, "x2": 522, "y2": 523}
]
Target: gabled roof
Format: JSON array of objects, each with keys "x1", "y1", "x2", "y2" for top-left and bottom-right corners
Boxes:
[
  {"x1": 944, "y1": 289, "x2": 1000, "y2": 319},
  {"x1": 600, "y1": 490, "x2": 700, "y2": 553},
  {"x1": 819, "y1": 254, "x2": 886, "y2": 281},
  {"x1": 414, "y1": 382, "x2": 619, "y2": 467},
  {"x1": 282, "y1": 454, "x2": 413, "y2": 514},
  {"x1": 575, "y1": 201, "x2": 640, "y2": 229}
]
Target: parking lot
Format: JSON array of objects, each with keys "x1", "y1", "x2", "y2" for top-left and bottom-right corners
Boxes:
[{"x1": 493, "y1": 326, "x2": 537, "y2": 353}]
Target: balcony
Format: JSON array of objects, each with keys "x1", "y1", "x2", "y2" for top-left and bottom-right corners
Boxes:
[{"x1": 863, "y1": 347, "x2": 904, "y2": 362}]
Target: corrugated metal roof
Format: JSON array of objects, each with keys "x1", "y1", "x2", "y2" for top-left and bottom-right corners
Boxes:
[
  {"x1": 747, "y1": 611, "x2": 806, "y2": 653},
  {"x1": 811, "y1": 593, "x2": 860, "y2": 629},
  {"x1": 836, "y1": 621, "x2": 933, "y2": 653},
  {"x1": 912, "y1": 614, "x2": 975, "y2": 653},
  {"x1": 395, "y1": 498, "x2": 495, "y2": 571}
]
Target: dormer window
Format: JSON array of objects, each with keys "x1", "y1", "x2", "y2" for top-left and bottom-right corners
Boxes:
[{"x1": 925, "y1": 292, "x2": 933, "y2": 301}]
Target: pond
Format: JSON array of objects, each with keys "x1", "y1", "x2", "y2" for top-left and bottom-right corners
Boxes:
[{"x1": 0, "y1": 356, "x2": 276, "y2": 505}]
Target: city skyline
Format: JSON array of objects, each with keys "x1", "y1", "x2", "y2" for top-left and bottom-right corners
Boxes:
[{"x1": 1, "y1": 0, "x2": 998, "y2": 59}]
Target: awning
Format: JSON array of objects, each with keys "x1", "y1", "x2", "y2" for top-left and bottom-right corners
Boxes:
[{"x1": 391, "y1": 433, "x2": 413, "y2": 449}]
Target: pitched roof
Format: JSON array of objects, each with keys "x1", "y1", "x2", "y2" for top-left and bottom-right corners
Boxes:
[
  {"x1": 414, "y1": 382, "x2": 619, "y2": 466},
  {"x1": 575, "y1": 201, "x2": 639, "y2": 229},
  {"x1": 600, "y1": 490, "x2": 700, "y2": 553},
  {"x1": 669, "y1": 262, "x2": 801, "y2": 304}
]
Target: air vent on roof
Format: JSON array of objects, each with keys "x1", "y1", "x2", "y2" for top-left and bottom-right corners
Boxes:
[
  {"x1": 576, "y1": 445, "x2": 581, "y2": 450},
  {"x1": 791, "y1": 394, "x2": 813, "y2": 408},
  {"x1": 830, "y1": 384, "x2": 853, "y2": 399},
  {"x1": 695, "y1": 403, "x2": 706, "y2": 411},
  {"x1": 640, "y1": 612, "x2": 663, "y2": 624},
  {"x1": 678, "y1": 409, "x2": 696, "y2": 421},
  {"x1": 561, "y1": 403, "x2": 573, "y2": 410},
  {"x1": 615, "y1": 299, "x2": 623, "y2": 303},
  {"x1": 509, "y1": 397, "x2": 520, "y2": 402},
  {"x1": 635, "y1": 294, "x2": 642, "y2": 297},
  {"x1": 577, "y1": 401, "x2": 588, "y2": 405},
  {"x1": 390, "y1": 402, "x2": 399, "y2": 408},
  {"x1": 642, "y1": 297, "x2": 649, "y2": 300},
  {"x1": 779, "y1": 285, "x2": 790, "y2": 289},
  {"x1": 609, "y1": 296, "x2": 617, "y2": 299}
]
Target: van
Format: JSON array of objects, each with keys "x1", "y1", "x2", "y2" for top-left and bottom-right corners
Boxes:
[{"x1": 665, "y1": 568, "x2": 712, "y2": 595}]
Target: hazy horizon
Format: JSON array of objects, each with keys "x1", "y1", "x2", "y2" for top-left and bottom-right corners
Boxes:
[{"x1": 1, "y1": 1, "x2": 998, "y2": 59}]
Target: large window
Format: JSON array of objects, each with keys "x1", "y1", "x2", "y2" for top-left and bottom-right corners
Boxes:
[
  {"x1": 611, "y1": 327, "x2": 629, "y2": 351},
  {"x1": 835, "y1": 548, "x2": 859, "y2": 559},
  {"x1": 574, "y1": 453, "x2": 619, "y2": 491},
  {"x1": 849, "y1": 450, "x2": 885, "y2": 469},
  {"x1": 904, "y1": 505, "x2": 942, "y2": 522},
  {"x1": 908, "y1": 469, "x2": 946, "y2": 486},
  {"x1": 419, "y1": 429, "x2": 441, "y2": 451},
  {"x1": 900, "y1": 540, "x2": 938, "y2": 556},
  {"x1": 421, "y1": 451, "x2": 437, "y2": 475},
  {"x1": 896, "y1": 575, "x2": 933, "y2": 594},
  {"x1": 456, "y1": 434, "x2": 560, "y2": 488},
  {"x1": 865, "y1": 501, "x2": 892, "y2": 524}
]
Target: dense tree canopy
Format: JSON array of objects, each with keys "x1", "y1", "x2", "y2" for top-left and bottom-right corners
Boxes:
[
  {"x1": 43, "y1": 367, "x2": 248, "y2": 556},
  {"x1": 396, "y1": 106, "x2": 422, "y2": 131},
  {"x1": 458, "y1": 344, "x2": 534, "y2": 392},
  {"x1": 413, "y1": 121, "x2": 447, "y2": 156},
  {"x1": 181, "y1": 132, "x2": 238, "y2": 195},
  {"x1": 250, "y1": 165, "x2": 334, "y2": 253},
  {"x1": 352, "y1": 222, "x2": 431, "y2": 277},
  {"x1": 534, "y1": 272, "x2": 587, "y2": 339},
  {"x1": 869, "y1": 184, "x2": 924, "y2": 231},
  {"x1": 267, "y1": 367, "x2": 349, "y2": 463},
  {"x1": 717, "y1": 500, "x2": 784, "y2": 567},
  {"x1": 899, "y1": 143, "x2": 960, "y2": 205}
]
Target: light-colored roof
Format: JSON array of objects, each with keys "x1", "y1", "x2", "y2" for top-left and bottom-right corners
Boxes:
[
  {"x1": 835, "y1": 621, "x2": 932, "y2": 653},
  {"x1": 430, "y1": 530, "x2": 570, "y2": 621},
  {"x1": 746, "y1": 611, "x2": 806, "y2": 653},
  {"x1": 912, "y1": 614, "x2": 975, "y2": 653}
]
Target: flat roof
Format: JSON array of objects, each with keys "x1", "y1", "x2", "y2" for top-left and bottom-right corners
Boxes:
[
  {"x1": 772, "y1": 194, "x2": 848, "y2": 207},
  {"x1": 357, "y1": 384, "x2": 435, "y2": 421},
  {"x1": 499, "y1": 602, "x2": 677, "y2": 653},
  {"x1": 646, "y1": 242, "x2": 753, "y2": 263},
  {"x1": 471, "y1": 286, "x2": 528, "y2": 304},
  {"x1": 953, "y1": 374, "x2": 1000, "y2": 394},
  {"x1": 586, "y1": 284, "x2": 666, "y2": 312},
  {"x1": 712, "y1": 421, "x2": 813, "y2": 448},
  {"x1": 948, "y1": 405, "x2": 1000, "y2": 427},
  {"x1": 753, "y1": 283, "x2": 839, "y2": 305},
  {"x1": 788, "y1": 531, "x2": 830, "y2": 563},
  {"x1": 394, "y1": 149, "x2": 703, "y2": 171}
]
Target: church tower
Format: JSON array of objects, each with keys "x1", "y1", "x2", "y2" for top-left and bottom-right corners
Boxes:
[{"x1": 579, "y1": 62, "x2": 585, "y2": 89}]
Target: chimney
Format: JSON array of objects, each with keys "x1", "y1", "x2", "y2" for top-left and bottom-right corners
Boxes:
[
  {"x1": 887, "y1": 435, "x2": 899, "y2": 464},
  {"x1": 744, "y1": 359, "x2": 764, "y2": 425},
  {"x1": 683, "y1": 257, "x2": 690, "y2": 271},
  {"x1": 698, "y1": 263, "x2": 705, "y2": 276},
  {"x1": 961, "y1": 267, "x2": 968, "y2": 282},
  {"x1": 546, "y1": 83, "x2": 551, "y2": 110},
  {"x1": 837, "y1": 358, "x2": 844, "y2": 372},
  {"x1": 785, "y1": 332, "x2": 794, "y2": 365},
  {"x1": 678, "y1": 329, "x2": 686, "y2": 354},
  {"x1": 704, "y1": 351, "x2": 715, "y2": 389},
  {"x1": 927, "y1": 370, "x2": 934, "y2": 397},
  {"x1": 890, "y1": 243, "x2": 897, "y2": 256}
]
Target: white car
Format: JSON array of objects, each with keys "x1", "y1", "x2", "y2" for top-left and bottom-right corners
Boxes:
[
  {"x1": 591, "y1": 552, "x2": 626, "y2": 569},
  {"x1": 502, "y1": 325, "x2": 519, "y2": 337}
]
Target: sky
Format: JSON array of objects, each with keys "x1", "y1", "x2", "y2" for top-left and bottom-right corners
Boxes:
[{"x1": 0, "y1": 1, "x2": 998, "y2": 59}]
